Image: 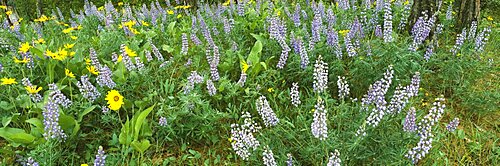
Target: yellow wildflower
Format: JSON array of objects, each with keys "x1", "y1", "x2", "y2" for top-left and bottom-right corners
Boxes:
[
  {"x1": 34, "y1": 15, "x2": 49, "y2": 22},
  {"x1": 339, "y1": 30, "x2": 350, "y2": 36},
  {"x1": 14, "y1": 57, "x2": 29, "y2": 64},
  {"x1": 98, "y1": 6, "x2": 104, "y2": 11},
  {"x1": 124, "y1": 46, "x2": 137, "y2": 57},
  {"x1": 141, "y1": 21, "x2": 149, "y2": 26},
  {"x1": 46, "y1": 50, "x2": 58, "y2": 59},
  {"x1": 6, "y1": 11, "x2": 12, "y2": 16},
  {"x1": 64, "y1": 43, "x2": 75, "y2": 49},
  {"x1": 69, "y1": 51, "x2": 76, "y2": 57},
  {"x1": 117, "y1": 55, "x2": 123, "y2": 62},
  {"x1": 0, "y1": 5, "x2": 7, "y2": 10},
  {"x1": 70, "y1": 36, "x2": 78, "y2": 40},
  {"x1": 240, "y1": 60, "x2": 250, "y2": 73},
  {"x1": 105, "y1": 90, "x2": 124, "y2": 111},
  {"x1": 87, "y1": 65, "x2": 99, "y2": 75},
  {"x1": 118, "y1": 2, "x2": 124, "y2": 6},
  {"x1": 167, "y1": 10, "x2": 174, "y2": 15},
  {"x1": 403, "y1": 0, "x2": 409, "y2": 5},
  {"x1": 25, "y1": 85, "x2": 42, "y2": 94},
  {"x1": 487, "y1": 16, "x2": 493, "y2": 21},
  {"x1": 63, "y1": 27, "x2": 73, "y2": 34},
  {"x1": 222, "y1": 0, "x2": 230, "y2": 6},
  {"x1": 65, "y1": 68, "x2": 75, "y2": 78},
  {"x1": 84, "y1": 58, "x2": 92, "y2": 65},
  {"x1": 177, "y1": 14, "x2": 182, "y2": 19},
  {"x1": 1, "y1": 78, "x2": 17, "y2": 85},
  {"x1": 81, "y1": 164, "x2": 89, "y2": 166},
  {"x1": 123, "y1": 20, "x2": 136, "y2": 27},
  {"x1": 267, "y1": 88, "x2": 274, "y2": 93},
  {"x1": 35, "y1": 38, "x2": 45, "y2": 44},
  {"x1": 18, "y1": 42, "x2": 31, "y2": 54}
]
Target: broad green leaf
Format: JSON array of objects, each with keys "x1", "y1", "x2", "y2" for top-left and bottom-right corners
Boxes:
[
  {"x1": 247, "y1": 40, "x2": 263, "y2": 67},
  {"x1": 119, "y1": 119, "x2": 132, "y2": 145},
  {"x1": 134, "y1": 105, "x2": 155, "y2": 141},
  {"x1": 0, "y1": 127, "x2": 35, "y2": 145},
  {"x1": 131, "y1": 139, "x2": 151, "y2": 154},
  {"x1": 25, "y1": 118, "x2": 43, "y2": 129},
  {"x1": 167, "y1": 22, "x2": 176, "y2": 33},
  {"x1": 162, "y1": 45, "x2": 174, "y2": 53}
]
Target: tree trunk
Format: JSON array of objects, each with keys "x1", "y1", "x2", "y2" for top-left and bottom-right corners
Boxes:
[
  {"x1": 456, "y1": 0, "x2": 480, "y2": 30},
  {"x1": 408, "y1": 0, "x2": 436, "y2": 32}
]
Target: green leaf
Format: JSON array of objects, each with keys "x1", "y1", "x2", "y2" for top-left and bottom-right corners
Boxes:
[
  {"x1": 162, "y1": 45, "x2": 174, "y2": 53},
  {"x1": 247, "y1": 40, "x2": 263, "y2": 67},
  {"x1": 167, "y1": 22, "x2": 176, "y2": 33},
  {"x1": 0, "y1": 127, "x2": 35, "y2": 145},
  {"x1": 131, "y1": 139, "x2": 151, "y2": 154},
  {"x1": 25, "y1": 118, "x2": 43, "y2": 129},
  {"x1": 78, "y1": 105, "x2": 96, "y2": 122},
  {"x1": 29, "y1": 47, "x2": 44, "y2": 59},
  {"x1": 134, "y1": 105, "x2": 155, "y2": 141},
  {"x1": 119, "y1": 119, "x2": 132, "y2": 145}
]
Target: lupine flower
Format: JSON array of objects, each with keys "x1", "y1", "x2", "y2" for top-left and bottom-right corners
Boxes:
[
  {"x1": 89, "y1": 48, "x2": 102, "y2": 67},
  {"x1": 338, "y1": 0, "x2": 350, "y2": 10},
  {"x1": 398, "y1": 2, "x2": 412, "y2": 31},
  {"x1": 297, "y1": 37, "x2": 309, "y2": 69},
  {"x1": 49, "y1": 83, "x2": 72, "y2": 108},
  {"x1": 145, "y1": 50, "x2": 153, "y2": 62},
  {"x1": 424, "y1": 44, "x2": 434, "y2": 61},
  {"x1": 450, "y1": 28, "x2": 467, "y2": 56},
  {"x1": 290, "y1": 82, "x2": 301, "y2": 107},
  {"x1": 0, "y1": 62, "x2": 2, "y2": 72},
  {"x1": 446, "y1": 118, "x2": 459, "y2": 132},
  {"x1": 344, "y1": 33, "x2": 357, "y2": 57},
  {"x1": 96, "y1": 66, "x2": 116, "y2": 89},
  {"x1": 94, "y1": 146, "x2": 106, "y2": 166},
  {"x1": 135, "y1": 57, "x2": 145, "y2": 71},
  {"x1": 355, "y1": 125, "x2": 366, "y2": 137},
  {"x1": 181, "y1": 33, "x2": 188, "y2": 55},
  {"x1": 209, "y1": 46, "x2": 220, "y2": 81},
  {"x1": 206, "y1": 79, "x2": 217, "y2": 96},
  {"x1": 362, "y1": 66, "x2": 394, "y2": 127},
  {"x1": 184, "y1": 71, "x2": 203, "y2": 94},
  {"x1": 159, "y1": 116, "x2": 168, "y2": 127},
  {"x1": 122, "y1": 54, "x2": 136, "y2": 71},
  {"x1": 337, "y1": 76, "x2": 350, "y2": 100},
  {"x1": 43, "y1": 100, "x2": 67, "y2": 140},
  {"x1": 311, "y1": 97, "x2": 328, "y2": 140},
  {"x1": 150, "y1": 42, "x2": 164, "y2": 61},
  {"x1": 403, "y1": 107, "x2": 417, "y2": 132},
  {"x1": 237, "y1": 0, "x2": 245, "y2": 16},
  {"x1": 223, "y1": 17, "x2": 233, "y2": 33},
  {"x1": 230, "y1": 111, "x2": 261, "y2": 160},
  {"x1": 276, "y1": 42, "x2": 291, "y2": 69},
  {"x1": 374, "y1": 25, "x2": 382, "y2": 38},
  {"x1": 102, "y1": 106, "x2": 109, "y2": 113},
  {"x1": 383, "y1": 2, "x2": 393, "y2": 42},
  {"x1": 262, "y1": 145, "x2": 277, "y2": 166},
  {"x1": 293, "y1": 4, "x2": 301, "y2": 27},
  {"x1": 446, "y1": 4, "x2": 453, "y2": 20},
  {"x1": 468, "y1": 21, "x2": 477, "y2": 40},
  {"x1": 311, "y1": 12, "x2": 322, "y2": 43},
  {"x1": 256, "y1": 96, "x2": 279, "y2": 127},
  {"x1": 76, "y1": 75, "x2": 100, "y2": 102},
  {"x1": 18, "y1": 156, "x2": 39, "y2": 166},
  {"x1": 474, "y1": 26, "x2": 491, "y2": 53},
  {"x1": 326, "y1": 150, "x2": 341, "y2": 166},
  {"x1": 286, "y1": 153, "x2": 293, "y2": 166},
  {"x1": 326, "y1": 29, "x2": 342, "y2": 59},
  {"x1": 313, "y1": 55, "x2": 328, "y2": 93},
  {"x1": 190, "y1": 33, "x2": 202, "y2": 46},
  {"x1": 406, "y1": 97, "x2": 446, "y2": 164},
  {"x1": 237, "y1": 72, "x2": 247, "y2": 87}
]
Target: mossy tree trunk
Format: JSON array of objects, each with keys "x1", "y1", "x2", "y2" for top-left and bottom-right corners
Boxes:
[{"x1": 409, "y1": 0, "x2": 480, "y2": 32}]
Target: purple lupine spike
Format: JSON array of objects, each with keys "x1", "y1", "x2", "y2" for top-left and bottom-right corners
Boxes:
[{"x1": 383, "y1": 2, "x2": 393, "y2": 42}]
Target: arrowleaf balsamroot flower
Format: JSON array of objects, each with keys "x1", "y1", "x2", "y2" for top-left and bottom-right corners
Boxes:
[
  {"x1": 18, "y1": 42, "x2": 31, "y2": 53},
  {"x1": 105, "y1": 90, "x2": 124, "y2": 111},
  {"x1": 1, "y1": 78, "x2": 17, "y2": 85},
  {"x1": 65, "y1": 68, "x2": 75, "y2": 78}
]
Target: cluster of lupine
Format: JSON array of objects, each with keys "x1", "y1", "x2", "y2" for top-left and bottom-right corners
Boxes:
[
  {"x1": 43, "y1": 99, "x2": 67, "y2": 140},
  {"x1": 17, "y1": 156, "x2": 39, "y2": 166},
  {"x1": 181, "y1": 33, "x2": 188, "y2": 55},
  {"x1": 406, "y1": 97, "x2": 446, "y2": 164},
  {"x1": 362, "y1": 66, "x2": 394, "y2": 127},
  {"x1": 313, "y1": 55, "x2": 328, "y2": 93},
  {"x1": 48, "y1": 83, "x2": 72, "y2": 108},
  {"x1": 286, "y1": 153, "x2": 293, "y2": 166},
  {"x1": 311, "y1": 97, "x2": 328, "y2": 140},
  {"x1": 446, "y1": 118, "x2": 460, "y2": 132},
  {"x1": 268, "y1": 16, "x2": 291, "y2": 69},
  {"x1": 158, "y1": 116, "x2": 168, "y2": 127},
  {"x1": 256, "y1": 96, "x2": 279, "y2": 127},
  {"x1": 403, "y1": 107, "x2": 417, "y2": 132},
  {"x1": 474, "y1": 26, "x2": 491, "y2": 53},
  {"x1": 336, "y1": 76, "x2": 350, "y2": 100},
  {"x1": 76, "y1": 75, "x2": 101, "y2": 102},
  {"x1": 206, "y1": 79, "x2": 217, "y2": 96},
  {"x1": 409, "y1": 13, "x2": 435, "y2": 52},
  {"x1": 383, "y1": 1, "x2": 393, "y2": 42},
  {"x1": 290, "y1": 82, "x2": 301, "y2": 107},
  {"x1": 262, "y1": 145, "x2": 277, "y2": 166},
  {"x1": 230, "y1": 112, "x2": 261, "y2": 160},
  {"x1": 94, "y1": 146, "x2": 106, "y2": 166},
  {"x1": 450, "y1": 28, "x2": 467, "y2": 56},
  {"x1": 398, "y1": 1, "x2": 412, "y2": 31},
  {"x1": 387, "y1": 72, "x2": 421, "y2": 114},
  {"x1": 326, "y1": 149, "x2": 342, "y2": 166},
  {"x1": 184, "y1": 71, "x2": 204, "y2": 94}
]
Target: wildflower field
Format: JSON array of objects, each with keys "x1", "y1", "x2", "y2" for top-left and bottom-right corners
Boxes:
[{"x1": 0, "y1": 0, "x2": 499, "y2": 165}]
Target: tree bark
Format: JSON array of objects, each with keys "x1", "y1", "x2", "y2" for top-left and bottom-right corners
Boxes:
[{"x1": 455, "y1": 0, "x2": 480, "y2": 30}]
